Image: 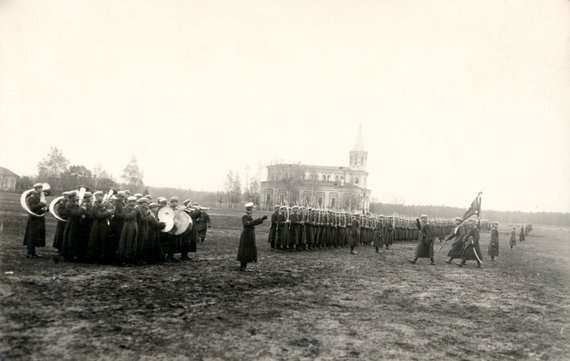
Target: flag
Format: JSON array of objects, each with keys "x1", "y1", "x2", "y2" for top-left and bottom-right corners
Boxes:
[{"x1": 463, "y1": 192, "x2": 482, "y2": 220}]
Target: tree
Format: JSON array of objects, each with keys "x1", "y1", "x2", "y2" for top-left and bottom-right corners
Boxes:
[
  {"x1": 121, "y1": 156, "x2": 144, "y2": 192},
  {"x1": 224, "y1": 170, "x2": 242, "y2": 206},
  {"x1": 244, "y1": 177, "x2": 261, "y2": 205},
  {"x1": 67, "y1": 165, "x2": 92, "y2": 178},
  {"x1": 16, "y1": 176, "x2": 34, "y2": 192},
  {"x1": 37, "y1": 147, "x2": 69, "y2": 179},
  {"x1": 93, "y1": 163, "x2": 112, "y2": 180}
]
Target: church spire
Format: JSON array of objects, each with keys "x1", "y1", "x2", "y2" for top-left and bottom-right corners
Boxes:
[{"x1": 352, "y1": 123, "x2": 365, "y2": 151}]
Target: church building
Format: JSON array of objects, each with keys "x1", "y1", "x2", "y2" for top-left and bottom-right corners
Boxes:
[{"x1": 260, "y1": 126, "x2": 371, "y2": 211}]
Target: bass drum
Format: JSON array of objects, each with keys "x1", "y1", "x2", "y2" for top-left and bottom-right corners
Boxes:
[
  {"x1": 157, "y1": 207, "x2": 175, "y2": 233},
  {"x1": 173, "y1": 210, "x2": 193, "y2": 235}
]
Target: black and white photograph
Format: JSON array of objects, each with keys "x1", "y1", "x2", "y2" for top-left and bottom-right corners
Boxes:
[{"x1": 0, "y1": 1, "x2": 569, "y2": 360}]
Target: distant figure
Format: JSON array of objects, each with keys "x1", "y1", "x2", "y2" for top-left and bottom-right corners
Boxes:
[
  {"x1": 237, "y1": 202, "x2": 267, "y2": 272},
  {"x1": 349, "y1": 213, "x2": 360, "y2": 254},
  {"x1": 374, "y1": 217, "x2": 384, "y2": 253},
  {"x1": 519, "y1": 225, "x2": 526, "y2": 243},
  {"x1": 510, "y1": 226, "x2": 517, "y2": 249},
  {"x1": 268, "y1": 205, "x2": 280, "y2": 250},
  {"x1": 408, "y1": 215, "x2": 435, "y2": 265},
  {"x1": 23, "y1": 183, "x2": 47, "y2": 258},
  {"x1": 488, "y1": 222, "x2": 500, "y2": 261}
]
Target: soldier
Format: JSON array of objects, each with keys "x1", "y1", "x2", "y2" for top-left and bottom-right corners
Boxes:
[
  {"x1": 87, "y1": 191, "x2": 114, "y2": 263},
  {"x1": 23, "y1": 183, "x2": 47, "y2": 258},
  {"x1": 374, "y1": 216, "x2": 384, "y2": 253},
  {"x1": 289, "y1": 206, "x2": 301, "y2": 251},
  {"x1": 488, "y1": 222, "x2": 499, "y2": 261},
  {"x1": 459, "y1": 220, "x2": 482, "y2": 268},
  {"x1": 135, "y1": 197, "x2": 151, "y2": 263},
  {"x1": 268, "y1": 205, "x2": 280, "y2": 250},
  {"x1": 384, "y1": 217, "x2": 393, "y2": 249},
  {"x1": 276, "y1": 206, "x2": 288, "y2": 251},
  {"x1": 445, "y1": 217, "x2": 466, "y2": 264},
  {"x1": 298, "y1": 206, "x2": 307, "y2": 250},
  {"x1": 510, "y1": 226, "x2": 517, "y2": 249},
  {"x1": 196, "y1": 207, "x2": 211, "y2": 244},
  {"x1": 118, "y1": 196, "x2": 139, "y2": 265},
  {"x1": 305, "y1": 208, "x2": 314, "y2": 250},
  {"x1": 408, "y1": 215, "x2": 435, "y2": 265},
  {"x1": 237, "y1": 202, "x2": 267, "y2": 271},
  {"x1": 106, "y1": 191, "x2": 126, "y2": 263},
  {"x1": 349, "y1": 213, "x2": 360, "y2": 254},
  {"x1": 52, "y1": 191, "x2": 69, "y2": 251},
  {"x1": 165, "y1": 197, "x2": 180, "y2": 262}
]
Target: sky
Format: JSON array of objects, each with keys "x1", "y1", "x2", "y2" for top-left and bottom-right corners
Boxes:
[{"x1": 0, "y1": 0, "x2": 569, "y2": 213}]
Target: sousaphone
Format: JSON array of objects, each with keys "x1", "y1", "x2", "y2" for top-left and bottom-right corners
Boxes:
[
  {"x1": 20, "y1": 182, "x2": 51, "y2": 217},
  {"x1": 49, "y1": 196, "x2": 66, "y2": 222}
]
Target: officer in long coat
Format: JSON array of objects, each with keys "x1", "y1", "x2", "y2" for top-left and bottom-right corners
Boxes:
[
  {"x1": 61, "y1": 192, "x2": 86, "y2": 261},
  {"x1": 409, "y1": 215, "x2": 435, "y2": 265},
  {"x1": 237, "y1": 202, "x2": 267, "y2": 271},
  {"x1": 488, "y1": 222, "x2": 499, "y2": 261},
  {"x1": 23, "y1": 183, "x2": 47, "y2": 257},
  {"x1": 195, "y1": 208, "x2": 211, "y2": 244},
  {"x1": 445, "y1": 217, "x2": 466, "y2": 264},
  {"x1": 459, "y1": 221, "x2": 482, "y2": 268}
]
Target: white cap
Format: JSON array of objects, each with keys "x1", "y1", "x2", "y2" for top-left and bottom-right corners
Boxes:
[{"x1": 244, "y1": 202, "x2": 254, "y2": 208}]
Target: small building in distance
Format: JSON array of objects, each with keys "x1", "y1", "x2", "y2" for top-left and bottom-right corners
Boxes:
[
  {"x1": 0, "y1": 166, "x2": 19, "y2": 192},
  {"x1": 261, "y1": 126, "x2": 371, "y2": 211}
]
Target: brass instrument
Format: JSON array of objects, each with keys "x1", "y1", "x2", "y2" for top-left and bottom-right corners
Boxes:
[
  {"x1": 20, "y1": 183, "x2": 51, "y2": 217},
  {"x1": 77, "y1": 185, "x2": 89, "y2": 208}
]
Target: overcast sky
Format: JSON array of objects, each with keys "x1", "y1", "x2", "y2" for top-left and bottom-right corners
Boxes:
[{"x1": 1, "y1": 0, "x2": 569, "y2": 213}]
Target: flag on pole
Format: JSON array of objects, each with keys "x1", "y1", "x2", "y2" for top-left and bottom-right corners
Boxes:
[{"x1": 463, "y1": 192, "x2": 482, "y2": 220}]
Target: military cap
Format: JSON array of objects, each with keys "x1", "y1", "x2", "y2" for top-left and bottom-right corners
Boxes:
[
  {"x1": 127, "y1": 196, "x2": 137, "y2": 202},
  {"x1": 33, "y1": 183, "x2": 43, "y2": 188},
  {"x1": 149, "y1": 202, "x2": 160, "y2": 208},
  {"x1": 244, "y1": 202, "x2": 254, "y2": 208},
  {"x1": 137, "y1": 198, "x2": 149, "y2": 204}
]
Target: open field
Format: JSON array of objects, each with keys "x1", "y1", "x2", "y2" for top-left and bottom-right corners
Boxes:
[{"x1": 1, "y1": 192, "x2": 569, "y2": 360}]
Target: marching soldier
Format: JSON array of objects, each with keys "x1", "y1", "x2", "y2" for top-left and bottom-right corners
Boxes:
[
  {"x1": 488, "y1": 222, "x2": 499, "y2": 261},
  {"x1": 445, "y1": 217, "x2": 466, "y2": 264},
  {"x1": 237, "y1": 202, "x2": 267, "y2": 272},
  {"x1": 409, "y1": 215, "x2": 435, "y2": 265},
  {"x1": 459, "y1": 220, "x2": 482, "y2": 268},
  {"x1": 23, "y1": 183, "x2": 47, "y2": 258}
]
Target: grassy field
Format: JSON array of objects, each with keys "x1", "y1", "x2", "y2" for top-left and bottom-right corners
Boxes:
[{"x1": 1, "y1": 192, "x2": 569, "y2": 360}]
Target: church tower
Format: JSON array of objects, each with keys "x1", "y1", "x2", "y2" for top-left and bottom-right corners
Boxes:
[{"x1": 349, "y1": 124, "x2": 367, "y2": 170}]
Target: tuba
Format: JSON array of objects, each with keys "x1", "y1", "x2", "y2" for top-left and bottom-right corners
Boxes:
[
  {"x1": 49, "y1": 195, "x2": 66, "y2": 222},
  {"x1": 20, "y1": 183, "x2": 51, "y2": 217}
]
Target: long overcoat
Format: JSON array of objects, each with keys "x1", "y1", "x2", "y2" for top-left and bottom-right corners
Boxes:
[
  {"x1": 23, "y1": 191, "x2": 46, "y2": 248},
  {"x1": 415, "y1": 220, "x2": 434, "y2": 258},
  {"x1": 488, "y1": 228, "x2": 499, "y2": 257},
  {"x1": 237, "y1": 214, "x2": 264, "y2": 262}
]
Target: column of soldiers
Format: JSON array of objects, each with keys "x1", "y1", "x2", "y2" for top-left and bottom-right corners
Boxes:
[
  {"x1": 25, "y1": 188, "x2": 212, "y2": 265},
  {"x1": 267, "y1": 205, "x2": 455, "y2": 254}
]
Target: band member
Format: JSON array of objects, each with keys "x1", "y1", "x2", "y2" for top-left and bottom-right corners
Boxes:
[
  {"x1": 488, "y1": 222, "x2": 499, "y2": 261},
  {"x1": 237, "y1": 202, "x2": 267, "y2": 271},
  {"x1": 166, "y1": 197, "x2": 180, "y2": 261},
  {"x1": 77, "y1": 192, "x2": 93, "y2": 261},
  {"x1": 195, "y1": 207, "x2": 211, "y2": 244},
  {"x1": 349, "y1": 213, "x2": 360, "y2": 254},
  {"x1": 62, "y1": 191, "x2": 86, "y2": 261},
  {"x1": 409, "y1": 215, "x2": 435, "y2": 265},
  {"x1": 23, "y1": 183, "x2": 47, "y2": 258},
  {"x1": 52, "y1": 192, "x2": 70, "y2": 251},
  {"x1": 180, "y1": 202, "x2": 201, "y2": 261},
  {"x1": 135, "y1": 197, "x2": 151, "y2": 263},
  {"x1": 147, "y1": 202, "x2": 166, "y2": 263},
  {"x1": 510, "y1": 226, "x2": 517, "y2": 249},
  {"x1": 268, "y1": 205, "x2": 280, "y2": 250},
  {"x1": 118, "y1": 196, "x2": 139, "y2": 265},
  {"x1": 106, "y1": 191, "x2": 126, "y2": 263},
  {"x1": 445, "y1": 217, "x2": 466, "y2": 264},
  {"x1": 87, "y1": 191, "x2": 114, "y2": 263},
  {"x1": 459, "y1": 220, "x2": 482, "y2": 268}
]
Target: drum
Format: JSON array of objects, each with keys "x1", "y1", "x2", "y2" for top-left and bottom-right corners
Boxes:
[
  {"x1": 173, "y1": 210, "x2": 193, "y2": 235},
  {"x1": 158, "y1": 207, "x2": 175, "y2": 233}
]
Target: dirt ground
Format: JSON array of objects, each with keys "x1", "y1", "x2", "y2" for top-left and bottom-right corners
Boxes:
[{"x1": 0, "y1": 206, "x2": 569, "y2": 360}]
